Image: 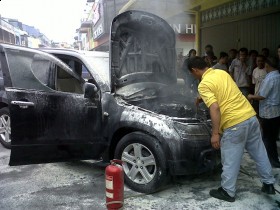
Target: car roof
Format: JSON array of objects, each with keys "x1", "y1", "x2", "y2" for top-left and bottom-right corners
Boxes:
[
  {"x1": 0, "y1": 44, "x2": 74, "y2": 71},
  {"x1": 0, "y1": 43, "x2": 49, "y2": 55},
  {"x1": 38, "y1": 47, "x2": 109, "y2": 58}
]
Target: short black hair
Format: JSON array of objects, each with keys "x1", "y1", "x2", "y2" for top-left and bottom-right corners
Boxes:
[
  {"x1": 229, "y1": 48, "x2": 237, "y2": 53},
  {"x1": 262, "y1": 47, "x2": 269, "y2": 52},
  {"x1": 187, "y1": 56, "x2": 208, "y2": 72},
  {"x1": 205, "y1": 44, "x2": 213, "y2": 49},
  {"x1": 249, "y1": 50, "x2": 258, "y2": 56},
  {"x1": 220, "y1": 52, "x2": 228, "y2": 58},
  {"x1": 188, "y1": 49, "x2": 196, "y2": 57},
  {"x1": 265, "y1": 56, "x2": 277, "y2": 69},
  {"x1": 239, "y1": 47, "x2": 248, "y2": 54}
]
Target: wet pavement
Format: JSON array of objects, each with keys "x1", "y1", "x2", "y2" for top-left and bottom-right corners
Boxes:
[{"x1": 1, "y1": 144, "x2": 280, "y2": 210}]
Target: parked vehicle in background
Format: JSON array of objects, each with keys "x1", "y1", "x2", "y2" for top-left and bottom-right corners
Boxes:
[{"x1": 0, "y1": 10, "x2": 218, "y2": 193}]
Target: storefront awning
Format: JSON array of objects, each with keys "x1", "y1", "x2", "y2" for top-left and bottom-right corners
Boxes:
[
  {"x1": 118, "y1": 0, "x2": 206, "y2": 16},
  {"x1": 118, "y1": 0, "x2": 233, "y2": 15},
  {"x1": 80, "y1": 20, "x2": 93, "y2": 28}
]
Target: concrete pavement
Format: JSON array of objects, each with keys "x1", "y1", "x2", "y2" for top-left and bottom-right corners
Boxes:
[{"x1": 1, "y1": 144, "x2": 280, "y2": 210}]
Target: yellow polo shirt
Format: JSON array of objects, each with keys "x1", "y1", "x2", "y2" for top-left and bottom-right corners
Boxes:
[{"x1": 198, "y1": 68, "x2": 256, "y2": 133}]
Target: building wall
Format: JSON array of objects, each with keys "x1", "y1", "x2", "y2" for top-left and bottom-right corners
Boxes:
[
  {"x1": 89, "y1": 1, "x2": 197, "y2": 53},
  {"x1": 167, "y1": 12, "x2": 196, "y2": 57},
  {"x1": 27, "y1": 36, "x2": 41, "y2": 48},
  {"x1": 0, "y1": 18, "x2": 16, "y2": 44},
  {"x1": 201, "y1": 12, "x2": 280, "y2": 56},
  {"x1": 90, "y1": 0, "x2": 129, "y2": 51},
  {"x1": 200, "y1": 0, "x2": 280, "y2": 56}
]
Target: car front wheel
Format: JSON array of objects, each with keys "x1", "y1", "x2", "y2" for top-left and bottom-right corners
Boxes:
[
  {"x1": 0, "y1": 107, "x2": 11, "y2": 149},
  {"x1": 114, "y1": 131, "x2": 169, "y2": 193}
]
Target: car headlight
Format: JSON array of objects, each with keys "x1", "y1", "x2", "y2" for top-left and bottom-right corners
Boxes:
[{"x1": 173, "y1": 121, "x2": 211, "y2": 140}]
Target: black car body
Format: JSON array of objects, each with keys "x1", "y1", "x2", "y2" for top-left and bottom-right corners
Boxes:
[
  {"x1": 0, "y1": 62, "x2": 10, "y2": 148},
  {"x1": 0, "y1": 10, "x2": 218, "y2": 193}
]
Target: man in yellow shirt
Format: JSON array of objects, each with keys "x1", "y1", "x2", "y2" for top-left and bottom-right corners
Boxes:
[{"x1": 187, "y1": 56, "x2": 275, "y2": 202}]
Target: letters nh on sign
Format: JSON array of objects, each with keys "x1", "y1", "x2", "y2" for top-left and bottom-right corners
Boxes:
[{"x1": 170, "y1": 24, "x2": 196, "y2": 34}]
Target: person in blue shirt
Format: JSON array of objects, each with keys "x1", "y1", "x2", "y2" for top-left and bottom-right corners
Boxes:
[
  {"x1": 248, "y1": 57, "x2": 280, "y2": 168},
  {"x1": 277, "y1": 45, "x2": 280, "y2": 71}
]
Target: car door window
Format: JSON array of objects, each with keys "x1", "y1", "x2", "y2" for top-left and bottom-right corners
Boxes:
[
  {"x1": 60, "y1": 57, "x2": 91, "y2": 81},
  {"x1": 31, "y1": 54, "x2": 52, "y2": 86},
  {"x1": 56, "y1": 66, "x2": 84, "y2": 94},
  {"x1": 5, "y1": 48, "x2": 85, "y2": 94},
  {"x1": 5, "y1": 49, "x2": 53, "y2": 91},
  {"x1": 81, "y1": 65, "x2": 91, "y2": 80}
]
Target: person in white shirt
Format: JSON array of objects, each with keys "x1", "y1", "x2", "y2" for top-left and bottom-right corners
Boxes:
[
  {"x1": 229, "y1": 48, "x2": 252, "y2": 96},
  {"x1": 252, "y1": 55, "x2": 267, "y2": 95},
  {"x1": 251, "y1": 55, "x2": 267, "y2": 115}
]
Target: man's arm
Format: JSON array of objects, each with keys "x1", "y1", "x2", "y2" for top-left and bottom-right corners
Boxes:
[
  {"x1": 228, "y1": 60, "x2": 235, "y2": 80},
  {"x1": 209, "y1": 102, "x2": 221, "y2": 149},
  {"x1": 198, "y1": 82, "x2": 220, "y2": 149},
  {"x1": 195, "y1": 96, "x2": 203, "y2": 106},
  {"x1": 247, "y1": 94, "x2": 265, "y2": 101}
]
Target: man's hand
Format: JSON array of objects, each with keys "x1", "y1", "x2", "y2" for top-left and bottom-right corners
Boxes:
[
  {"x1": 247, "y1": 94, "x2": 254, "y2": 101},
  {"x1": 195, "y1": 96, "x2": 203, "y2": 106},
  {"x1": 247, "y1": 94, "x2": 265, "y2": 101},
  {"x1": 209, "y1": 102, "x2": 221, "y2": 149},
  {"x1": 211, "y1": 133, "x2": 220, "y2": 149}
]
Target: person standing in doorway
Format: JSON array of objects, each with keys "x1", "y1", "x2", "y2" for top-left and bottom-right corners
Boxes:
[
  {"x1": 251, "y1": 55, "x2": 267, "y2": 115},
  {"x1": 187, "y1": 56, "x2": 275, "y2": 202},
  {"x1": 229, "y1": 47, "x2": 252, "y2": 96},
  {"x1": 228, "y1": 48, "x2": 238, "y2": 67},
  {"x1": 204, "y1": 44, "x2": 214, "y2": 56},
  {"x1": 261, "y1": 47, "x2": 272, "y2": 59},
  {"x1": 248, "y1": 57, "x2": 280, "y2": 168},
  {"x1": 181, "y1": 49, "x2": 197, "y2": 87},
  {"x1": 212, "y1": 52, "x2": 229, "y2": 72},
  {"x1": 248, "y1": 50, "x2": 259, "y2": 72}
]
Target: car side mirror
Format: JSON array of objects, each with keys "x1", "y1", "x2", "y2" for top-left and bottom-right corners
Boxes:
[{"x1": 84, "y1": 82, "x2": 98, "y2": 98}]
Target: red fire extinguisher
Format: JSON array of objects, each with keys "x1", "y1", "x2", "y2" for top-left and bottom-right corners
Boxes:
[{"x1": 105, "y1": 159, "x2": 124, "y2": 210}]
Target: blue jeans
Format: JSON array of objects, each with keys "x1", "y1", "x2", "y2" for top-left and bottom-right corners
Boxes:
[
  {"x1": 239, "y1": 87, "x2": 250, "y2": 96},
  {"x1": 220, "y1": 116, "x2": 275, "y2": 197}
]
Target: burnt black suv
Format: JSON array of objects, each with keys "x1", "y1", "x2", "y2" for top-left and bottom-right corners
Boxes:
[
  {"x1": 0, "y1": 64, "x2": 10, "y2": 148},
  {"x1": 0, "y1": 10, "x2": 218, "y2": 193}
]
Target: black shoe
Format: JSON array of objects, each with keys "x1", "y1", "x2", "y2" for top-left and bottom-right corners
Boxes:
[
  {"x1": 209, "y1": 187, "x2": 235, "y2": 202},
  {"x1": 261, "y1": 183, "x2": 276, "y2": 194},
  {"x1": 270, "y1": 159, "x2": 280, "y2": 168}
]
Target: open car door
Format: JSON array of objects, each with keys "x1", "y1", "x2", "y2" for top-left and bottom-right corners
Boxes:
[{"x1": 0, "y1": 45, "x2": 105, "y2": 165}]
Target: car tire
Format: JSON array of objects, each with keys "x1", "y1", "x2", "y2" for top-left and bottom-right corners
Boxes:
[
  {"x1": 0, "y1": 107, "x2": 11, "y2": 149},
  {"x1": 114, "y1": 131, "x2": 169, "y2": 193}
]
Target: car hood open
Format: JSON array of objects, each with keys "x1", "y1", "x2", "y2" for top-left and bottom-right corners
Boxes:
[{"x1": 110, "y1": 10, "x2": 177, "y2": 90}]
